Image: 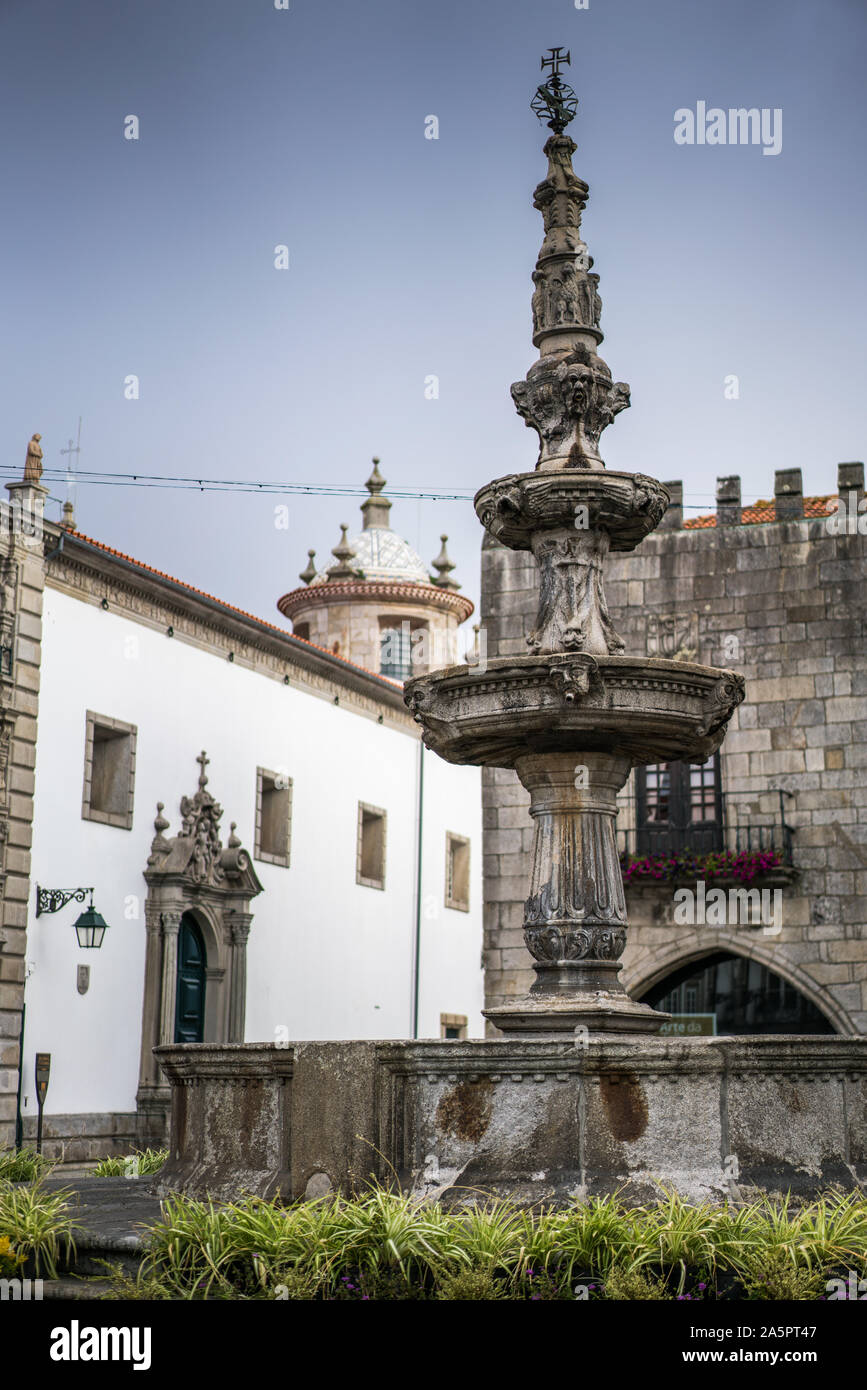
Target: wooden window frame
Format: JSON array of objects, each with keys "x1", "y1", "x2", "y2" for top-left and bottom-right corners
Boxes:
[
  {"x1": 444, "y1": 831, "x2": 471, "y2": 912},
  {"x1": 254, "y1": 767, "x2": 292, "y2": 868},
  {"x1": 81, "y1": 711, "x2": 137, "y2": 830},
  {"x1": 356, "y1": 801, "x2": 387, "y2": 890},
  {"x1": 440, "y1": 1013, "x2": 468, "y2": 1040}
]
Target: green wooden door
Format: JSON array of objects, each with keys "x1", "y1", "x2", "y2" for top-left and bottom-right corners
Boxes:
[{"x1": 174, "y1": 914, "x2": 206, "y2": 1043}]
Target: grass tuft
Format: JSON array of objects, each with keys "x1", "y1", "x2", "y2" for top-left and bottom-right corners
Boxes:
[{"x1": 90, "y1": 1148, "x2": 168, "y2": 1178}]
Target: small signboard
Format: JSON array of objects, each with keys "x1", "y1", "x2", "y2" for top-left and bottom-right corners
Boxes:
[
  {"x1": 658, "y1": 1014, "x2": 717, "y2": 1037},
  {"x1": 35, "y1": 1052, "x2": 51, "y2": 1105},
  {"x1": 34, "y1": 1052, "x2": 51, "y2": 1154}
]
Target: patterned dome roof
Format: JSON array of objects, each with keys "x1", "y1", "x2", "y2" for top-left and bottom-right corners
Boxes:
[{"x1": 312, "y1": 526, "x2": 430, "y2": 586}]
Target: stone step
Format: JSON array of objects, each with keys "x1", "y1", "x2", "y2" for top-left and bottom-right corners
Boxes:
[
  {"x1": 68, "y1": 1232, "x2": 146, "y2": 1279},
  {"x1": 41, "y1": 1277, "x2": 116, "y2": 1301},
  {"x1": 37, "y1": 1176, "x2": 161, "y2": 1281}
]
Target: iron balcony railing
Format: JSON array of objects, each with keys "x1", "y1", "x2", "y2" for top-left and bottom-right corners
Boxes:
[{"x1": 616, "y1": 787, "x2": 796, "y2": 866}]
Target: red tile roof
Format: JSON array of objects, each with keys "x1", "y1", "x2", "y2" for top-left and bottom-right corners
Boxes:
[
  {"x1": 683, "y1": 495, "x2": 836, "y2": 529},
  {"x1": 63, "y1": 530, "x2": 404, "y2": 691}
]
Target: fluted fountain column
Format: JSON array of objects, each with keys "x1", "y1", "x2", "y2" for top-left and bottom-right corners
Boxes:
[{"x1": 486, "y1": 752, "x2": 664, "y2": 1034}]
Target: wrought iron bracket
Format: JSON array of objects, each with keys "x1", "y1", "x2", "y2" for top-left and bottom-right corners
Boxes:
[{"x1": 35, "y1": 886, "x2": 93, "y2": 918}]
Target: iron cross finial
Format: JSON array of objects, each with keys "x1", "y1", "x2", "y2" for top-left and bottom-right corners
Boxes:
[
  {"x1": 532, "y1": 47, "x2": 579, "y2": 134},
  {"x1": 540, "y1": 46, "x2": 571, "y2": 78},
  {"x1": 196, "y1": 750, "x2": 210, "y2": 787}
]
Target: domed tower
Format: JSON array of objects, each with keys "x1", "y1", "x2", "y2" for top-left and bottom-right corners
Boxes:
[{"x1": 277, "y1": 461, "x2": 474, "y2": 680}]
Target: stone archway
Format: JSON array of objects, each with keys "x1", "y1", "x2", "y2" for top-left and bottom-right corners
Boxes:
[
  {"x1": 136, "y1": 752, "x2": 262, "y2": 1144},
  {"x1": 623, "y1": 934, "x2": 851, "y2": 1035}
]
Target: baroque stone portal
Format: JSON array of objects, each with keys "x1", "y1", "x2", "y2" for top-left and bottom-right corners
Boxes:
[{"x1": 137, "y1": 752, "x2": 262, "y2": 1141}]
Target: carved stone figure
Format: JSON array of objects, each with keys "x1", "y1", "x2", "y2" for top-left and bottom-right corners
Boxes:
[
  {"x1": 23, "y1": 433, "x2": 43, "y2": 483},
  {"x1": 531, "y1": 270, "x2": 546, "y2": 335},
  {"x1": 588, "y1": 272, "x2": 602, "y2": 326}
]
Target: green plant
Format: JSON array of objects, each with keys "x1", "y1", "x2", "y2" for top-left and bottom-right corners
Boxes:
[
  {"x1": 529, "y1": 1195, "x2": 636, "y2": 1283},
  {"x1": 737, "y1": 1246, "x2": 829, "y2": 1300},
  {"x1": 273, "y1": 1267, "x2": 326, "y2": 1301},
  {"x1": 118, "y1": 1184, "x2": 867, "y2": 1302},
  {"x1": 603, "y1": 1266, "x2": 668, "y2": 1300},
  {"x1": 0, "y1": 1179, "x2": 79, "y2": 1278},
  {"x1": 435, "y1": 1266, "x2": 509, "y2": 1300},
  {"x1": 0, "y1": 1147, "x2": 55, "y2": 1183},
  {"x1": 520, "y1": 1266, "x2": 574, "y2": 1300},
  {"x1": 90, "y1": 1148, "x2": 168, "y2": 1178},
  {"x1": 103, "y1": 1265, "x2": 177, "y2": 1301}
]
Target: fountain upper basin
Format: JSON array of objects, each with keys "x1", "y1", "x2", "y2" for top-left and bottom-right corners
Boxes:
[
  {"x1": 474, "y1": 469, "x2": 671, "y2": 552},
  {"x1": 405, "y1": 654, "x2": 745, "y2": 769}
]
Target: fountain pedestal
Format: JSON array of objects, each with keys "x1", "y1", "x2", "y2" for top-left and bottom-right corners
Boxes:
[{"x1": 485, "y1": 752, "x2": 668, "y2": 1035}]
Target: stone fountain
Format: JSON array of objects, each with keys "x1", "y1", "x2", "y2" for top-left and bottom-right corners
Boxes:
[
  {"x1": 154, "y1": 58, "x2": 867, "y2": 1206},
  {"x1": 404, "y1": 57, "x2": 744, "y2": 1039}
]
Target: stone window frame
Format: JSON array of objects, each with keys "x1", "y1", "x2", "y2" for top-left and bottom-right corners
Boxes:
[
  {"x1": 444, "y1": 831, "x2": 471, "y2": 913},
  {"x1": 440, "y1": 1012, "x2": 468, "y2": 1040},
  {"x1": 81, "y1": 711, "x2": 137, "y2": 830},
  {"x1": 356, "y1": 801, "x2": 387, "y2": 890},
  {"x1": 254, "y1": 767, "x2": 293, "y2": 868}
]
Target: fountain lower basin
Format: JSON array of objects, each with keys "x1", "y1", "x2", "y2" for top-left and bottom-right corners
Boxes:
[{"x1": 405, "y1": 654, "x2": 745, "y2": 768}]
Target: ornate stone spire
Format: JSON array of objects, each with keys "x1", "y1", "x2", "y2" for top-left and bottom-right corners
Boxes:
[
  {"x1": 326, "y1": 524, "x2": 358, "y2": 579},
  {"x1": 431, "y1": 535, "x2": 460, "y2": 590},
  {"x1": 512, "y1": 50, "x2": 630, "y2": 471},
  {"x1": 360, "y1": 458, "x2": 392, "y2": 531},
  {"x1": 147, "y1": 802, "x2": 171, "y2": 865},
  {"x1": 299, "y1": 550, "x2": 317, "y2": 585}
]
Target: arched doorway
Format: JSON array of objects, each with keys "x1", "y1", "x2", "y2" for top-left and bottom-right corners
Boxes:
[
  {"x1": 640, "y1": 951, "x2": 835, "y2": 1035},
  {"x1": 174, "y1": 913, "x2": 207, "y2": 1044}
]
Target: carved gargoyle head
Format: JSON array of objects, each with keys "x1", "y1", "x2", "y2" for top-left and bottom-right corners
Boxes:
[{"x1": 547, "y1": 654, "x2": 603, "y2": 705}]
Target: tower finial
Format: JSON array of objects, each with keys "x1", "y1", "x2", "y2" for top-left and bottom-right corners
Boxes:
[
  {"x1": 509, "y1": 62, "x2": 630, "y2": 471},
  {"x1": 326, "y1": 523, "x2": 358, "y2": 579},
  {"x1": 432, "y1": 534, "x2": 461, "y2": 590},
  {"x1": 361, "y1": 457, "x2": 392, "y2": 530},
  {"x1": 299, "y1": 549, "x2": 317, "y2": 585},
  {"x1": 531, "y1": 47, "x2": 579, "y2": 133}
]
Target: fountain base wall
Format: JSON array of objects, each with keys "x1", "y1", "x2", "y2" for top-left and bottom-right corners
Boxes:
[{"x1": 154, "y1": 1037, "x2": 867, "y2": 1206}]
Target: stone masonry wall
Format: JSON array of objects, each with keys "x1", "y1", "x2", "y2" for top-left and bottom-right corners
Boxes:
[
  {"x1": 0, "y1": 484, "x2": 48, "y2": 1147},
  {"x1": 481, "y1": 464, "x2": 867, "y2": 1034}
]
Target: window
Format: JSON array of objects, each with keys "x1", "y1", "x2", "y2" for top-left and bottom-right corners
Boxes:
[
  {"x1": 255, "y1": 768, "x2": 292, "y2": 867},
  {"x1": 379, "y1": 619, "x2": 430, "y2": 681},
  {"x1": 379, "y1": 620, "x2": 411, "y2": 680},
  {"x1": 635, "y1": 755, "x2": 722, "y2": 856},
  {"x1": 82, "y1": 712, "x2": 137, "y2": 829},
  {"x1": 440, "y1": 1013, "x2": 468, "y2": 1040},
  {"x1": 642, "y1": 952, "x2": 833, "y2": 1036},
  {"x1": 445, "y1": 832, "x2": 470, "y2": 912},
  {"x1": 293, "y1": 622, "x2": 310, "y2": 642},
  {"x1": 357, "y1": 802, "x2": 386, "y2": 889}
]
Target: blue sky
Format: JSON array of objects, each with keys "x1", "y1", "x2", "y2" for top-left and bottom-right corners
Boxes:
[{"x1": 1, "y1": 0, "x2": 864, "y2": 623}]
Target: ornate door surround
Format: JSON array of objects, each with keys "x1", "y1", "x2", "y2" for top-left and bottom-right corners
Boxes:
[{"x1": 136, "y1": 752, "x2": 262, "y2": 1142}]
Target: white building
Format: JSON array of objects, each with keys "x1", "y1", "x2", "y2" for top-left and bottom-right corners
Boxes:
[{"x1": 0, "y1": 459, "x2": 483, "y2": 1161}]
